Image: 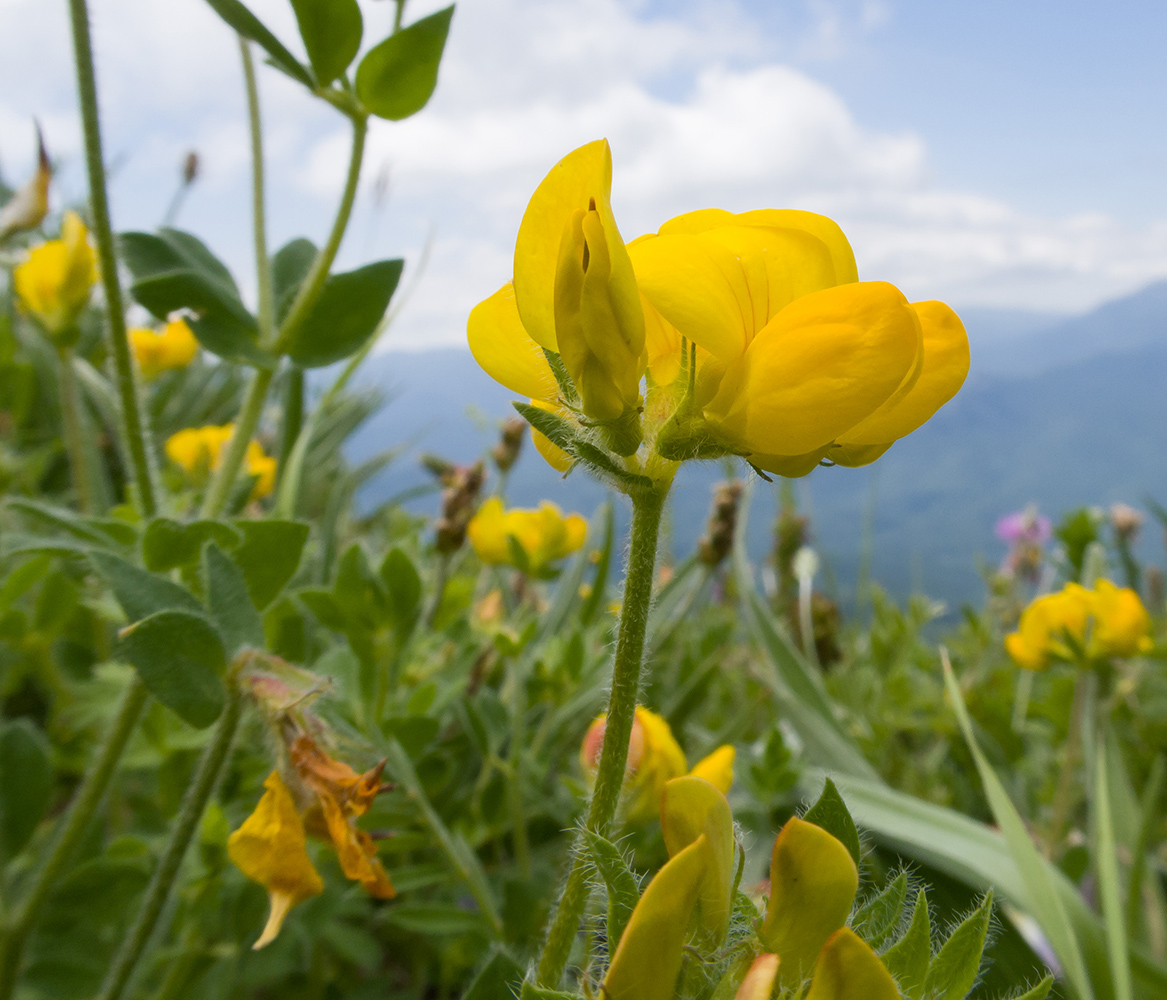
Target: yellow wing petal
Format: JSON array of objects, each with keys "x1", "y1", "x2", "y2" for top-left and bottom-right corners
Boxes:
[
  {"x1": 705, "y1": 281, "x2": 920, "y2": 456},
  {"x1": 688, "y1": 745, "x2": 735, "y2": 793},
  {"x1": 467, "y1": 283, "x2": 559, "y2": 401},
  {"x1": 805, "y1": 928, "x2": 900, "y2": 1000},
  {"x1": 513, "y1": 139, "x2": 613, "y2": 351}
]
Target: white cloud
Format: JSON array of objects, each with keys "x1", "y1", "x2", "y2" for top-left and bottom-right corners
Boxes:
[{"x1": 3, "y1": 0, "x2": 1167, "y2": 350}]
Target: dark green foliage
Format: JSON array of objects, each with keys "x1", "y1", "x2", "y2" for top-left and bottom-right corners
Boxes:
[{"x1": 355, "y1": 6, "x2": 455, "y2": 120}]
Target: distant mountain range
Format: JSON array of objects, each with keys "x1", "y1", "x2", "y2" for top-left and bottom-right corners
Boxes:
[{"x1": 346, "y1": 281, "x2": 1167, "y2": 609}]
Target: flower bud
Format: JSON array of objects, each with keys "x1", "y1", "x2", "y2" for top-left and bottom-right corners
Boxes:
[
  {"x1": 0, "y1": 124, "x2": 50, "y2": 243},
  {"x1": 429, "y1": 460, "x2": 485, "y2": 554},
  {"x1": 697, "y1": 480, "x2": 743, "y2": 567},
  {"x1": 490, "y1": 416, "x2": 527, "y2": 473},
  {"x1": 1110, "y1": 502, "x2": 1143, "y2": 541}
]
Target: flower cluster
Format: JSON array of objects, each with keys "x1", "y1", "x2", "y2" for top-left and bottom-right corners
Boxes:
[
  {"x1": 468, "y1": 140, "x2": 969, "y2": 485},
  {"x1": 1005, "y1": 578, "x2": 1153, "y2": 670},
  {"x1": 580, "y1": 706, "x2": 734, "y2": 823},
  {"x1": 468, "y1": 497, "x2": 587, "y2": 574},
  {"x1": 13, "y1": 210, "x2": 97, "y2": 344},
  {"x1": 129, "y1": 318, "x2": 199, "y2": 378},
  {"x1": 164, "y1": 424, "x2": 277, "y2": 500}
]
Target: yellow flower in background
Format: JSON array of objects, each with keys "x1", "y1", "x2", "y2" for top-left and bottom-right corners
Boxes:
[
  {"x1": 165, "y1": 424, "x2": 277, "y2": 500},
  {"x1": 467, "y1": 497, "x2": 587, "y2": 572},
  {"x1": 129, "y1": 318, "x2": 199, "y2": 378},
  {"x1": 228, "y1": 738, "x2": 394, "y2": 950},
  {"x1": 1005, "y1": 578, "x2": 1152, "y2": 670},
  {"x1": 13, "y1": 210, "x2": 97, "y2": 343},
  {"x1": 580, "y1": 706, "x2": 734, "y2": 823}
]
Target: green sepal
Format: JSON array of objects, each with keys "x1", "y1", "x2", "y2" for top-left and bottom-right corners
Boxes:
[
  {"x1": 882, "y1": 888, "x2": 931, "y2": 999},
  {"x1": 582, "y1": 831, "x2": 640, "y2": 957},
  {"x1": 922, "y1": 891, "x2": 993, "y2": 1000},
  {"x1": 852, "y1": 871, "x2": 908, "y2": 949},
  {"x1": 803, "y1": 776, "x2": 862, "y2": 868}
]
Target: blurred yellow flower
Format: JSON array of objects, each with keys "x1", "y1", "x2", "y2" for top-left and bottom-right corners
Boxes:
[
  {"x1": 580, "y1": 706, "x2": 734, "y2": 823},
  {"x1": 1005, "y1": 578, "x2": 1153, "y2": 670},
  {"x1": 13, "y1": 210, "x2": 97, "y2": 343},
  {"x1": 129, "y1": 318, "x2": 199, "y2": 378},
  {"x1": 467, "y1": 497, "x2": 586, "y2": 572},
  {"x1": 165, "y1": 424, "x2": 277, "y2": 500},
  {"x1": 229, "y1": 738, "x2": 394, "y2": 950}
]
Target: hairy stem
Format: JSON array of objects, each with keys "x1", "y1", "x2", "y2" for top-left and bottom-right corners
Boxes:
[
  {"x1": 55, "y1": 345, "x2": 97, "y2": 514},
  {"x1": 68, "y1": 0, "x2": 158, "y2": 518},
  {"x1": 535, "y1": 485, "x2": 668, "y2": 987},
  {"x1": 95, "y1": 687, "x2": 243, "y2": 1000},
  {"x1": 0, "y1": 677, "x2": 148, "y2": 1000}
]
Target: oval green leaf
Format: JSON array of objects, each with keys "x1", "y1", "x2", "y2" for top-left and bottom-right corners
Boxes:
[
  {"x1": 355, "y1": 6, "x2": 454, "y2": 121},
  {"x1": 291, "y1": 0, "x2": 362, "y2": 85}
]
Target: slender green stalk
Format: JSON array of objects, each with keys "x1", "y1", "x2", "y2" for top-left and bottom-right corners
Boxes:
[
  {"x1": 55, "y1": 345, "x2": 97, "y2": 514},
  {"x1": 198, "y1": 366, "x2": 273, "y2": 519},
  {"x1": 67, "y1": 0, "x2": 158, "y2": 518},
  {"x1": 507, "y1": 657, "x2": 533, "y2": 880},
  {"x1": 536, "y1": 485, "x2": 669, "y2": 987},
  {"x1": 239, "y1": 38, "x2": 275, "y2": 349},
  {"x1": 0, "y1": 677, "x2": 148, "y2": 1000},
  {"x1": 276, "y1": 366, "x2": 304, "y2": 484},
  {"x1": 1047, "y1": 667, "x2": 1090, "y2": 857},
  {"x1": 1126, "y1": 753, "x2": 1166, "y2": 939},
  {"x1": 95, "y1": 688, "x2": 244, "y2": 1000},
  {"x1": 426, "y1": 552, "x2": 452, "y2": 628}
]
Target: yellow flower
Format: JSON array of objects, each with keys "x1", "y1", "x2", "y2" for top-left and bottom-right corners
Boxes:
[
  {"x1": 13, "y1": 210, "x2": 97, "y2": 344},
  {"x1": 1005, "y1": 578, "x2": 1153, "y2": 670},
  {"x1": 467, "y1": 497, "x2": 587, "y2": 572},
  {"x1": 470, "y1": 140, "x2": 646, "y2": 454},
  {"x1": 164, "y1": 424, "x2": 277, "y2": 500},
  {"x1": 228, "y1": 738, "x2": 394, "y2": 950},
  {"x1": 579, "y1": 706, "x2": 734, "y2": 823},
  {"x1": 129, "y1": 318, "x2": 199, "y2": 378}
]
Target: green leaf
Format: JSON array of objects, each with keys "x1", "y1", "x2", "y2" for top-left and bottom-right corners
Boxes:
[
  {"x1": 804, "y1": 777, "x2": 862, "y2": 868},
  {"x1": 573, "y1": 440, "x2": 653, "y2": 492},
  {"x1": 142, "y1": 518, "x2": 242, "y2": 572},
  {"x1": 852, "y1": 871, "x2": 908, "y2": 950},
  {"x1": 231, "y1": 520, "x2": 310, "y2": 609},
  {"x1": 583, "y1": 831, "x2": 640, "y2": 954},
  {"x1": 6, "y1": 497, "x2": 131, "y2": 549},
  {"x1": 116, "y1": 610, "x2": 226, "y2": 727},
  {"x1": 291, "y1": 0, "x2": 362, "y2": 85},
  {"x1": 513, "y1": 401, "x2": 578, "y2": 453},
  {"x1": 380, "y1": 547, "x2": 421, "y2": 633},
  {"x1": 89, "y1": 550, "x2": 204, "y2": 622},
  {"x1": 923, "y1": 891, "x2": 992, "y2": 1000},
  {"x1": 0, "y1": 554, "x2": 51, "y2": 609},
  {"x1": 1094, "y1": 742, "x2": 1133, "y2": 1000},
  {"x1": 942, "y1": 660, "x2": 1095, "y2": 1000},
  {"x1": 520, "y1": 985, "x2": 581, "y2": 1000},
  {"x1": 462, "y1": 947, "x2": 524, "y2": 1000},
  {"x1": 204, "y1": 544, "x2": 265, "y2": 657},
  {"x1": 883, "y1": 889, "x2": 932, "y2": 1000},
  {"x1": 272, "y1": 237, "x2": 317, "y2": 322},
  {"x1": 1011, "y1": 976, "x2": 1055, "y2": 1000},
  {"x1": 119, "y1": 229, "x2": 268, "y2": 366},
  {"x1": 355, "y1": 6, "x2": 455, "y2": 121},
  {"x1": 283, "y1": 259, "x2": 403, "y2": 367},
  {"x1": 0, "y1": 719, "x2": 53, "y2": 858},
  {"x1": 202, "y1": 0, "x2": 316, "y2": 87},
  {"x1": 299, "y1": 589, "x2": 349, "y2": 631},
  {"x1": 383, "y1": 904, "x2": 486, "y2": 935}
]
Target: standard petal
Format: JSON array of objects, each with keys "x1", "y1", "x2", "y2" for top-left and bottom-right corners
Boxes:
[
  {"x1": 705, "y1": 282, "x2": 921, "y2": 456},
  {"x1": 513, "y1": 139, "x2": 613, "y2": 351},
  {"x1": 836, "y1": 300, "x2": 968, "y2": 447},
  {"x1": 467, "y1": 283, "x2": 559, "y2": 401},
  {"x1": 735, "y1": 209, "x2": 858, "y2": 284}
]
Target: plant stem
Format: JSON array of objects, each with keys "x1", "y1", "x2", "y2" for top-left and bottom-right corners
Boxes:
[
  {"x1": 55, "y1": 345, "x2": 97, "y2": 514},
  {"x1": 276, "y1": 365, "x2": 304, "y2": 485},
  {"x1": 0, "y1": 677, "x2": 148, "y2": 1000},
  {"x1": 198, "y1": 366, "x2": 273, "y2": 519},
  {"x1": 1126, "y1": 753, "x2": 1166, "y2": 939},
  {"x1": 535, "y1": 485, "x2": 668, "y2": 987},
  {"x1": 95, "y1": 687, "x2": 243, "y2": 1000},
  {"x1": 239, "y1": 37, "x2": 275, "y2": 350},
  {"x1": 1047, "y1": 667, "x2": 1090, "y2": 857},
  {"x1": 275, "y1": 113, "x2": 367, "y2": 356},
  {"x1": 67, "y1": 0, "x2": 158, "y2": 519},
  {"x1": 507, "y1": 657, "x2": 532, "y2": 881}
]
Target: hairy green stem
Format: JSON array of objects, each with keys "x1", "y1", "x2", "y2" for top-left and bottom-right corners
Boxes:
[
  {"x1": 535, "y1": 485, "x2": 668, "y2": 987},
  {"x1": 68, "y1": 0, "x2": 158, "y2": 518},
  {"x1": 55, "y1": 345, "x2": 97, "y2": 514},
  {"x1": 0, "y1": 677, "x2": 148, "y2": 1000},
  {"x1": 95, "y1": 687, "x2": 243, "y2": 1000}
]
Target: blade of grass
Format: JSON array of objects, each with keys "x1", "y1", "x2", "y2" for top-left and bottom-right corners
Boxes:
[{"x1": 1094, "y1": 741, "x2": 1133, "y2": 1000}]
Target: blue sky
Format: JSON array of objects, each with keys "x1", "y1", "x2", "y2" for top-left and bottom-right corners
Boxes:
[{"x1": 2, "y1": 0, "x2": 1166, "y2": 347}]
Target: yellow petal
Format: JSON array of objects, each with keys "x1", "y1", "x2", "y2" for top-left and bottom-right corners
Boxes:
[
  {"x1": 829, "y1": 442, "x2": 892, "y2": 468},
  {"x1": 762, "y1": 816, "x2": 859, "y2": 988},
  {"x1": 705, "y1": 281, "x2": 921, "y2": 456},
  {"x1": 252, "y1": 889, "x2": 298, "y2": 950},
  {"x1": 228, "y1": 771, "x2": 324, "y2": 948},
  {"x1": 467, "y1": 497, "x2": 510, "y2": 565},
  {"x1": 805, "y1": 928, "x2": 900, "y2": 1000},
  {"x1": 1005, "y1": 631, "x2": 1048, "y2": 671},
  {"x1": 688, "y1": 745, "x2": 735, "y2": 793},
  {"x1": 629, "y1": 226, "x2": 837, "y2": 362},
  {"x1": 750, "y1": 446, "x2": 833, "y2": 478},
  {"x1": 735, "y1": 209, "x2": 859, "y2": 284},
  {"x1": 603, "y1": 834, "x2": 709, "y2": 1000},
  {"x1": 626, "y1": 706, "x2": 688, "y2": 823},
  {"x1": 661, "y1": 775, "x2": 736, "y2": 944},
  {"x1": 837, "y1": 300, "x2": 968, "y2": 447},
  {"x1": 1090, "y1": 579, "x2": 1151, "y2": 658},
  {"x1": 734, "y1": 954, "x2": 780, "y2": 1000},
  {"x1": 527, "y1": 398, "x2": 574, "y2": 472},
  {"x1": 514, "y1": 139, "x2": 614, "y2": 352},
  {"x1": 318, "y1": 789, "x2": 395, "y2": 899},
  {"x1": 643, "y1": 294, "x2": 684, "y2": 385},
  {"x1": 468, "y1": 283, "x2": 558, "y2": 401}
]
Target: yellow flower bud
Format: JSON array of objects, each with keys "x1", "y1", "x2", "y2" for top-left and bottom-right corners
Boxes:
[
  {"x1": 13, "y1": 210, "x2": 97, "y2": 344},
  {"x1": 129, "y1": 318, "x2": 199, "y2": 378}
]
